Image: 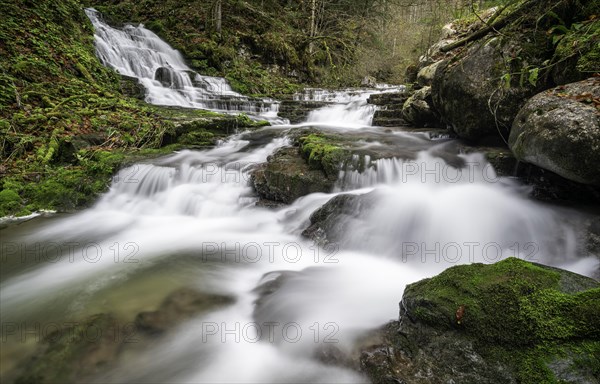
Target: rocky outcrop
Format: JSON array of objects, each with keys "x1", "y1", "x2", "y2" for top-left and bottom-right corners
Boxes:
[
  {"x1": 252, "y1": 146, "x2": 335, "y2": 204},
  {"x1": 401, "y1": 86, "x2": 442, "y2": 128},
  {"x1": 509, "y1": 77, "x2": 600, "y2": 186},
  {"x1": 360, "y1": 258, "x2": 600, "y2": 384},
  {"x1": 431, "y1": 33, "x2": 547, "y2": 141}
]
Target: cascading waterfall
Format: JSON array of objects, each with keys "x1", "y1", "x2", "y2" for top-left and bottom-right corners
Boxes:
[
  {"x1": 1, "y1": 15, "x2": 598, "y2": 384},
  {"x1": 302, "y1": 87, "x2": 403, "y2": 127},
  {"x1": 85, "y1": 8, "x2": 279, "y2": 118}
]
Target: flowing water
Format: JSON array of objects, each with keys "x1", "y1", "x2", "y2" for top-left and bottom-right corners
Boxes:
[
  {"x1": 85, "y1": 9, "x2": 280, "y2": 120},
  {"x1": 1, "y1": 11, "x2": 599, "y2": 384}
]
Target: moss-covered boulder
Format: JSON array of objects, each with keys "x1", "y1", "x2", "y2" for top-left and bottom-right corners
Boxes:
[
  {"x1": 360, "y1": 258, "x2": 600, "y2": 384},
  {"x1": 509, "y1": 77, "x2": 600, "y2": 186},
  {"x1": 252, "y1": 147, "x2": 334, "y2": 204}
]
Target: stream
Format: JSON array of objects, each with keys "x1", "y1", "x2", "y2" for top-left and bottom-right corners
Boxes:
[{"x1": 0, "y1": 9, "x2": 598, "y2": 384}]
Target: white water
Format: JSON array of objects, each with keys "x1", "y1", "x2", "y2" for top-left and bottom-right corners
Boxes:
[
  {"x1": 85, "y1": 8, "x2": 279, "y2": 119},
  {"x1": 301, "y1": 87, "x2": 402, "y2": 127},
  {"x1": 1, "y1": 15, "x2": 598, "y2": 384}
]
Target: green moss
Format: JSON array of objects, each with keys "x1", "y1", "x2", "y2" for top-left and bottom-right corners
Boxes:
[
  {"x1": 0, "y1": 189, "x2": 23, "y2": 217},
  {"x1": 297, "y1": 133, "x2": 349, "y2": 178},
  {"x1": 403, "y1": 258, "x2": 600, "y2": 383}
]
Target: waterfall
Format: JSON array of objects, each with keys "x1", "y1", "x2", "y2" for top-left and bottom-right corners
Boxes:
[
  {"x1": 85, "y1": 8, "x2": 279, "y2": 118},
  {"x1": 1, "y1": 14, "x2": 597, "y2": 384},
  {"x1": 300, "y1": 86, "x2": 403, "y2": 127}
]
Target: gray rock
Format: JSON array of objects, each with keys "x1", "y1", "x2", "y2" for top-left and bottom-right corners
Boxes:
[
  {"x1": 401, "y1": 86, "x2": 442, "y2": 128},
  {"x1": 508, "y1": 77, "x2": 600, "y2": 186},
  {"x1": 302, "y1": 193, "x2": 376, "y2": 246},
  {"x1": 431, "y1": 35, "x2": 546, "y2": 141},
  {"x1": 416, "y1": 61, "x2": 443, "y2": 87}
]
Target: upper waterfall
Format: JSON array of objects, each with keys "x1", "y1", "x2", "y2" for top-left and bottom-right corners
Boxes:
[{"x1": 85, "y1": 8, "x2": 279, "y2": 118}]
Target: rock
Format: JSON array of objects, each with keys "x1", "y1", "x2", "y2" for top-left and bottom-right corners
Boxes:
[
  {"x1": 277, "y1": 100, "x2": 329, "y2": 124},
  {"x1": 404, "y1": 64, "x2": 419, "y2": 83},
  {"x1": 359, "y1": 258, "x2": 600, "y2": 384},
  {"x1": 135, "y1": 288, "x2": 235, "y2": 334},
  {"x1": 361, "y1": 76, "x2": 377, "y2": 87},
  {"x1": 508, "y1": 77, "x2": 600, "y2": 186},
  {"x1": 302, "y1": 193, "x2": 376, "y2": 246},
  {"x1": 416, "y1": 60, "x2": 443, "y2": 87},
  {"x1": 401, "y1": 86, "x2": 442, "y2": 128},
  {"x1": 431, "y1": 34, "x2": 547, "y2": 141},
  {"x1": 154, "y1": 66, "x2": 175, "y2": 87},
  {"x1": 369, "y1": 91, "x2": 411, "y2": 127},
  {"x1": 251, "y1": 147, "x2": 334, "y2": 204},
  {"x1": 440, "y1": 23, "x2": 457, "y2": 39},
  {"x1": 119, "y1": 75, "x2": 145, "y2": 99},
  {"x1": 14, "y1": 314, "x2": 126, "y2": 384}
]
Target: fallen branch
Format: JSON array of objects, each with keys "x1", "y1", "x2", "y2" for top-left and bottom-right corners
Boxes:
[{"x1": 440, "y1": 0, "x2": 533, "y2": 53}]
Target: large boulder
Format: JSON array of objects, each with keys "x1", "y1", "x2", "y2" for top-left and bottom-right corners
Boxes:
[
  {"x1": 401, "y1": 86, "x2": 442, "y2": 128},
  {"x1": 431, "y1": 34, "x2": 548, "y2": 141},
  {"x1": 360, "y1": 258, "x2": 600, "y2": 384},
  {"x1": 509, "y1": 77, "x2": 600, "y2": 186}
]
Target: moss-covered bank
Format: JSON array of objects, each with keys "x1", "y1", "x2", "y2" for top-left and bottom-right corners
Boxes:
[{"x1": 0, "y1": 0, "x2": 268, "y2": 217}]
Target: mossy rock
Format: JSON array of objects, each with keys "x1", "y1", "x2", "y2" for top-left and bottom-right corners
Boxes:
[{"x1": 361, "y1": 258, "x2": 600, "y2": 384}]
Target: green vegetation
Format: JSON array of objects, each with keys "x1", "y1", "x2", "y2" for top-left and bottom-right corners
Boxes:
[
  {"x1": 0, "y1": 0, "x2": 269, "y2": 217},
  {"x1": 297, "y1": 133, "x2": 351, "y2": 178},
  {"x1": 404, "y1": 258, "x2": 600, "y2": 383}
]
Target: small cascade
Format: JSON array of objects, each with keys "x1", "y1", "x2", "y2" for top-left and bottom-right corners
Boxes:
[
  {"x1": 298, "y1": 86, "x2": 404, "y2": 126},
  {"x1": 85, "y1": 8, "x2": 279, "y2": 118}
]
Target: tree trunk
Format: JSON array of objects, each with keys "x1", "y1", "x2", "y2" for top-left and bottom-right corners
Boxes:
[{"x1": 215, "y1": 0, "x2": 222, "y2": 35}]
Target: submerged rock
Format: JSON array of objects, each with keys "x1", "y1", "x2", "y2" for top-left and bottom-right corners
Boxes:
[
  {"x1": 302, "y1": 193, "x2": 376, "y2": 246},
  {"x1": 14, "y1": 314, "x2": 126, "y2": 384},
  {"x1": 135, "y1": 288, "x2": 235, "y2": 334},
  {"x1": 360, "y1": 258, "x2": 600, "y2": 384},
  {"x1": 509, "y1": 77, "x2": 600, "y2": 186}
]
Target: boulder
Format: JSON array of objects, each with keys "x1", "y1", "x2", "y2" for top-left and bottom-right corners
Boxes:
[
  {"x1": 509, "y1": 77, "x2": 600, "y2": 186},
  {"x1": 401, "y1": 86, "x2": 442, "y2": 128},
  {"x1": 431, "y1": 34, "x2": 548, "y2": 141},
  {"x1": 360, "y1": 258, "x2": 600, "y2": 384}
]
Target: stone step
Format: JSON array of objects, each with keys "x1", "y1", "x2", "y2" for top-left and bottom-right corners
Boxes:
[
  {"x1": 367, "y1": 92, "x2": 409, "y2": 106},
  {"x1": 374, "y1": 109, "x2": 403, "y2": 119},
  {"x1": 372, "y1": 116, "x2": 408, "y2": 127}
]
